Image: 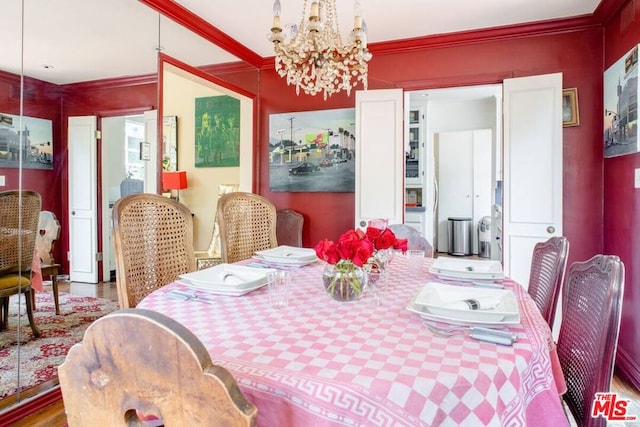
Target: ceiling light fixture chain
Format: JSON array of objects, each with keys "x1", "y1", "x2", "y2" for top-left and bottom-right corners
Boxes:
[{"x1": 269, "y1": 0, "x2": 372, "y2": 99}]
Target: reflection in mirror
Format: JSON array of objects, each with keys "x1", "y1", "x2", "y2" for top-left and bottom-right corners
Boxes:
[
  {"x1": 1, "y1": 0, "x2": 163, "y2": 412},
  {"x1": 1, "y1": 0, "x2": 260, "y2": 417},
  {"x1": 163, "y1": 116, "x2": 178, "y2": 172},
  {"x1": 160, "y1": 55, "x2": 256, "y2": 253},
  {"x1": 0, "y1": 0, "x2": 26, "y2": 411}
]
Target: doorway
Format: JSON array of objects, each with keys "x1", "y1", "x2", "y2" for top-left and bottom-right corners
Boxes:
[
  {"x1": 406, "y1": 84, "x2": 502, "y2": 259},
  {"x1": 100, "y1": 113, "x2": 157, "y2": 282}
]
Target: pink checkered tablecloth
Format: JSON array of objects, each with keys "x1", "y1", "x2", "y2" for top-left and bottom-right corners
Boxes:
[{"x1": 138, "y1": 256, "x2": 568, "y2": 427}]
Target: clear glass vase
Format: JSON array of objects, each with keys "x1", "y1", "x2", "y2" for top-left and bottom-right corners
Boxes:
[{"x1": 322, "y1": 261, "x2": 367, "y2": 302}]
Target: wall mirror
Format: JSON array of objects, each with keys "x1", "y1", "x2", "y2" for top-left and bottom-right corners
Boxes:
[
  {"x1": 160, "y1": 54, "x2": 257, "y2": 251},
  {"x1": 0, "y1": 0, "x2": 257, "y2": 415}
]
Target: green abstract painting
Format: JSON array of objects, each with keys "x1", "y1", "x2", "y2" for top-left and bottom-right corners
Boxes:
[{"x1": 195, "y1": 95, "x2": 240, "y2": 167}]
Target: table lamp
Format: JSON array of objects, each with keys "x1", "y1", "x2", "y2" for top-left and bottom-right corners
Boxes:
[{"x1": 162, "y1": 171, "x2": 188, "y2": 202}]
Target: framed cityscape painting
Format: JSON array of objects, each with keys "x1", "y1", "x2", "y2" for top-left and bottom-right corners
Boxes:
[
  {"x1": 0, "y1": 112, "x2": 53, "y2": 169},
  {"x1": 268, "y1": 108, "x2": 355, "y2": 192},
  {"x1": 604, "y1": 44, "x2": 638, "y2": 158}
]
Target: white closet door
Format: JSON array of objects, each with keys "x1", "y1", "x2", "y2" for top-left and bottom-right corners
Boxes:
[
  {"x1": 472, "y1": 129, "x2": 493, "y2": 253},
  {"x1": 436, "y1": 131, "x2": 473, "y2": 253},
  {"x1": 354, "y1": 89, "x2": 404, "y2": 229},
  {"x1": 69, "y1": 116, "x2": 98, "y2": 283},
  {"x1": 502, "y1": 73, "x2": 563, "y2": 287}
]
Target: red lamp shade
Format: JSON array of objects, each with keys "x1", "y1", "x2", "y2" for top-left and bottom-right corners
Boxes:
[{"x1": 162, "y1": 171, "x2": 188, "y2": 191}]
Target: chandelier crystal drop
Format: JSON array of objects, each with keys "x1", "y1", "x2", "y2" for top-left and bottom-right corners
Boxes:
[{"x1": 268, "y1": 0, "x2": 372, "y2": 99}]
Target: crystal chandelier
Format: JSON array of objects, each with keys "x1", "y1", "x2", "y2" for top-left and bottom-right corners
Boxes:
[{"x1": 268, "y1": 0, "x2": 372, "y2": 99}]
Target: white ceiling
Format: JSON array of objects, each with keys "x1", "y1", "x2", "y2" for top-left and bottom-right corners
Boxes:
[
  {"x1": 1, "y1": 0, "x2": 602, "y2": 86},
  {"x1": 175, "y1": 0, "x2": 603, "y2": 58}
]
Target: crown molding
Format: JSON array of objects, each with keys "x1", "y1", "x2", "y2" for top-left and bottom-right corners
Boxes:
[
  {"x1": 145, "y1": 0, "x2": 628, "y2": 70},
  {"x1": 139, "y1": 0, "x2": 263, "y2": 68},
  {"x1": 368, "y1": 15, "x2": 600, "y2": 55}
]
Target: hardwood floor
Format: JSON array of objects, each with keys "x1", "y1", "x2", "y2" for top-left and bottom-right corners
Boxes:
[{"x1": 6, "y1": 279, "x2": 640, "y2": 426}]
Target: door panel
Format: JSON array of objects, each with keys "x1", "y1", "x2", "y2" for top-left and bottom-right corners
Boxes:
[
  {"x1": 503, "y1": 73, "x2": 562, "y2": 291},
  {"x1": 436, "y1": 131, "x2": 473, "y2": 253},
  {"x1": 69, "y1": 116, "x2": 98, "y2": 283},
  {"x1": 354, "y1": 89, "x2": 404, "y2": 229}
]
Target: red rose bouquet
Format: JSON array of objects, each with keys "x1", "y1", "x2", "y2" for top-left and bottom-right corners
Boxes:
[
  {"x1": 365, "y1": 226, "x2": 408, "y2": 253},
  {"x1": 314, "y1": 229, "x2": 375, "y2": 301},
  {"x1": 314, "y1": 228, "x2": 374, "y2": 267}
]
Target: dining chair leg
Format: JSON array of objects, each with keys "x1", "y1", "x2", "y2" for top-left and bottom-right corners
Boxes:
[
  {"x1": 24, "y1": 290, "x2": 41, "y2": 338},
  {"x1": 0, "y1": 297, "x2": 8, "y2": 331},
  {"x1": 51, "y1": 271, "x2": 60, "y2": 315}
]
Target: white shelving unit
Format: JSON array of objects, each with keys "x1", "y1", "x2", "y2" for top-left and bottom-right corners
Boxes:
[
  {"x1": 406, "y1": 108, "x2": 423, "y2": 186},
  {"x1": 405, "y1": 107, "x2": 426, "y2": 237}
]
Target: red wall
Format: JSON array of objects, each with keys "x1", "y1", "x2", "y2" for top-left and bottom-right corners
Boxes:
[
  {"x1": 57, "y1": 63, "x2": 259, "y2": 279},
  {"x1": 603, "y1": 0, "x2": 640, "y2": 388},
  {"x1": 259, "y1": 28, "x2": 605, "y2": 262},
  {"x1": 0, "y1": 73, "x2": 65, "y2": 261}
]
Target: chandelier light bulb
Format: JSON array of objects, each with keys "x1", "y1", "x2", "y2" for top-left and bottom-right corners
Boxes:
[{"x1": 272, "y1": 0, "x2": 282, "y2": 30}]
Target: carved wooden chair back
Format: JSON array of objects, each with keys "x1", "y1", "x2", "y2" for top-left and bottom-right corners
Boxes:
[
  {"x1": 276, "y1": 209, "x2": 304, "y2": 247},
  {"x1": 35, "y1": 210, "x2": 62, "y2": 314},
  {"x1": 58, "y1": 308, "x2": 257, "y2": 426}
]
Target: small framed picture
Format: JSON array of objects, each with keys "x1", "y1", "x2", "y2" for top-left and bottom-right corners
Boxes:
[
  {"x1": 140, "y1": 142, "x2": 151, "y2": 161},
  {"x1": 562, "y1": 88, "x2": 579, "y2": 127}
]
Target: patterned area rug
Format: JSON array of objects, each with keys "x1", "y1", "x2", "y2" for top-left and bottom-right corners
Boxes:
[{"x1": 0, "y1": 292, "x2": 119, "y2": 399}]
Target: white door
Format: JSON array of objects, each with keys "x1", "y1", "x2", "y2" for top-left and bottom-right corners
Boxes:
[
  {"x1": 436, "y1": 131, "x2": 473, "y2": 253},
  {"x1": 100, "y1": 116, "x2": 126, "y2": 281},
  {"x1": 355, "y1": 89, "x2": 404, "y2": 229},
  {"x1": 502, "y1": 73, "x2": 563, "y2": 287},
  {"x1": 69, "y1": 116, "x2": 98, "y2": 283},
  {"x1": 472, "y1": 129, "x2": 493, "y2": 254},
  {"x1": 436, "y1": 129, "x2": 492, "y2": 254}
]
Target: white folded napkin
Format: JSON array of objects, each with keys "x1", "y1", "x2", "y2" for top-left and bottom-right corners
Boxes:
[
  {"x1": 445, "y1": 296, "x2": 502, "y2": 311},
  {"x1": 217, "y1": 271, "x2": 245, "y2": 285}
]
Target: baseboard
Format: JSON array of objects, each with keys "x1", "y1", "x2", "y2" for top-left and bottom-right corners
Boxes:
[{"x1": 0, "y1": 386, "x2": 62, "y2": 425}]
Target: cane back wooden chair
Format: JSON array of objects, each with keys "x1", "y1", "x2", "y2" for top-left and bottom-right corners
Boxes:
[
  {"x1": 58, "y1": 308, "x2": 257, "y2": 426},
  {"x1": 216, "y1": 192, "x2": 278, "y2": 263},
  {"x1": 526, "y1": 236, "x2": 569, "y2": 327},
  {"x1": 112, "y1": 193, "x2": 196, "y2": 309},
  {"x1": 0, "y1": 190, "x2": 41, "y2": 337},
  {"x1": 557, "y1": 255, "x2": 624, "y2": 427}
]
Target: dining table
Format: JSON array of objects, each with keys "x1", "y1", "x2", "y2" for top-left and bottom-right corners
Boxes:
[{"x1": 137, "y1": 254, "x2": 569, "y2": 427}]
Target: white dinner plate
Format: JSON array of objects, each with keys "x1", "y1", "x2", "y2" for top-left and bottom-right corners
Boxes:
[
  {"x1": 175, "y1": 280, "x2": 268, "y2": 296},
  {"x1": 406, "y1": 282, "x2": 520, "y2": 324},
  {"x1": 179, "y1": 264, "x2": 275, "y2": 294},
  {"x1": 255, "y1": 245, "x2": 318, "y2": 262},
  {"x1": 429, "y1": 258, "x2": 504, "y2": 280},
  {"x1": 252, "y1": 254, "x2": 318, "y2": 267}
]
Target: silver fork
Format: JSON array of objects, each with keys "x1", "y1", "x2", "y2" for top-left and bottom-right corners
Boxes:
[
  {"x1": 164, "y1": 289, "x2": 216, "y2": 304},
  {"x1": 424, "y1": 322, "x2": 518, "y2": 345}
]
